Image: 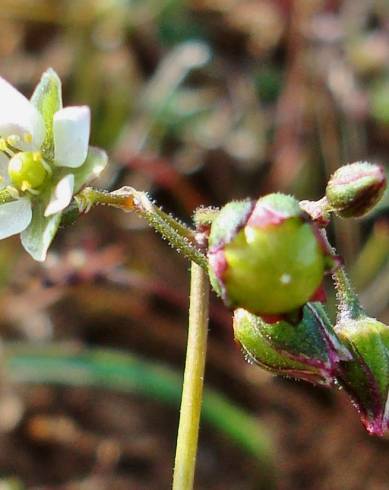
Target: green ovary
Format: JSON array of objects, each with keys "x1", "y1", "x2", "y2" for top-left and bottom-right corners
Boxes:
[
  {"x1": 224, "y1": 218, "x2": 325, "y2": 315},
  {"x1": 8, "y1": 151, "x2": 48, "y2": 192}
]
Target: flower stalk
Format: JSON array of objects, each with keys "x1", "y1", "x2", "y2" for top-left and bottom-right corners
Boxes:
[
  {"x1": 173, "y1": 261, "x2": 210, "y2": 490},
  {"x1": 320, "y1": 229, "x2": 363, "y2": 321},
  {"x1": 76, "y1": 186, "x2": 208, "y2": 269}
]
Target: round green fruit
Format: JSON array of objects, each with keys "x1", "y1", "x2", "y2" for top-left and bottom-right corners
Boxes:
[{"x1": 208, "y1": 193, "x2": 326, "y2": 315}]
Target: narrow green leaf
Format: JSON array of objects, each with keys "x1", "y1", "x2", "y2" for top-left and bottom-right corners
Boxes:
[
  {"x1": 5, "y1": 342, "x2": 274, "y2": 473},
  {"x1": 31, "y1": 68, "x2": 63, "y2": 158},
  {"x1": 20, "y1": 199, "x2": 61, "y2": 261}
]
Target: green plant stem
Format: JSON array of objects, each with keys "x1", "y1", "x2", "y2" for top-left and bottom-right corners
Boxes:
[
  {"x1": 75, "y1": 187, "x2": 208, "y2": 269},
  {"x1": 321, "y1": 229, "x2": 363, "y2": 321},
  {"x1": 173, "y1": 262, "x2": 210, "y2": 490},
  {"x1": 0, "y1": 185, "x2": 208, "y2": 268},
  {"x1": 333, "y1": 265, "x2": 363, "y2": 320}
]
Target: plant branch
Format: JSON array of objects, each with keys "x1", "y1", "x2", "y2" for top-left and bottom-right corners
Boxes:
[{"x1": 75, "y1": 187, "x2": 208, "y2": 269}]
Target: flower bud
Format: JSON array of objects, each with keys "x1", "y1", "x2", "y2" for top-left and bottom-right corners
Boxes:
[
  {"x1": 208, "y1": 193, "x2": 327, "y2": 315},
  {"x1": 335, "y1": 315, "x2": 389, "y2": 435},
  {"x1": 233, "y1": 303, "x2": 350, "y2": 386},
  {"x1": 8, "y1": 151, "x2": 48, "y2": 192},
  {"x1": 326, "y1": 162, "x2": 386, "y2": 218}
]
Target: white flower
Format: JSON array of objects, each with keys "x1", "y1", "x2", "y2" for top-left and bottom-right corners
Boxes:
[{"x1": 0, "y1": 69, "x2": 107, "y2": 261}]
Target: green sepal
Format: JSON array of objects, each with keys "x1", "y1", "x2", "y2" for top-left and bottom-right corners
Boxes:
[
  {"x1": 335, "y1": 316, "x2": 389, "y2": 435},
  {"x1": 31, "y1": 68, "x2": 63, "y2": 159},
  {"x1": 70, "y1": 146, "x2": 108, "y2": 193},
  {"x1": 234, "y1": 303, "x2": 349, "y2": 386},
  {"x1": 255, "y1": 193, "x2": 302, "y2": 220},
  {"x1": 208, "y1": 199, "x2": 253, "y2": 298},
  {"x1": 208, "y1": 199, "x2": 253, "y2": 251},
  {"x1": 262, "y1": 303, "x2": 349, "y2": 363},
  {"x1": 20, "y1": 195, "x2": 61, "y2": 262},
  {"x1": 234, "y1": 308, "x2": 313, "y2": 376}
]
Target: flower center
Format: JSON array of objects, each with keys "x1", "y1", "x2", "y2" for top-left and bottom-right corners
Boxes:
[{"x1": 8, "y1": 151, "x2": 48, "y2": 193}]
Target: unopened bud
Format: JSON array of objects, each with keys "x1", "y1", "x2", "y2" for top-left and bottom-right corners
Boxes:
[
  {"x1": 335, "y1": 315, "x2": 389, "y2": 436},
  {"x1": 208, "y1": 193, "x2": 329, "y2": 315},
  {"x1": 233, "y1": 303, "x2": 350, "y2": 386},
  {"x1": 326, "y1": 162, "x2": 386, "y2": 218}
]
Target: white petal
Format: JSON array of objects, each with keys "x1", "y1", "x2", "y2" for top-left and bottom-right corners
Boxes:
[
  {"x1": 0, "y1": 76, "x2": 45, "y2": 150},
  {"x1": 53, "y1": 106, "x2": 90, "y2": 168},
  {"x1": 0, "y1": 197, "x2": 32, "y2": 239},
  {"x1": 0, "y1": 153, "x2": 10, "y2": 189},
  {"x1": 44, "y1": 174, "x2": 74, "y2": 216}
]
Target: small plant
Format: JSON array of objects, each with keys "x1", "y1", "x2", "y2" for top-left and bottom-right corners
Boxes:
[
  {"x1": 0, "y1": 69, "x2": 387, "y2": 489},
  {"x1": 0, "y1": 69, "x2": 107, "y2": 260}
]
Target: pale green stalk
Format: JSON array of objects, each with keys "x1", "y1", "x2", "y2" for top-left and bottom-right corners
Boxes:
[{"x1": 173, "y1": 262, "x2": 209, "y2": 490}]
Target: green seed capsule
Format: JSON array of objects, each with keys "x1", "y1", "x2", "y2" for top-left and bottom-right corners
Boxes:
[
  {"x1": 8, "y1": 151, "x2": 48, "y2": 192},
  {"x1": 208, "y1": 193, "x2": 327, "y2": 315}
]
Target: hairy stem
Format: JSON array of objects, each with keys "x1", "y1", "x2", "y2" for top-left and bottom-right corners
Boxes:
[
  {"x1": 321, "y1": 229, "x2": 363, "y2": 321},
  {"x1": 75, "y1": 187, "x2": 208, "y2": 269},
  {"x1": 173, "y1": 262, "x2": 210, "y2": 490}
]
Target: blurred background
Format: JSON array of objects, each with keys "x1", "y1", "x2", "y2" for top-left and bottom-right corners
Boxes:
[{"x1": 0, "y1": 0, "x2": 388, "y2": 488}]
